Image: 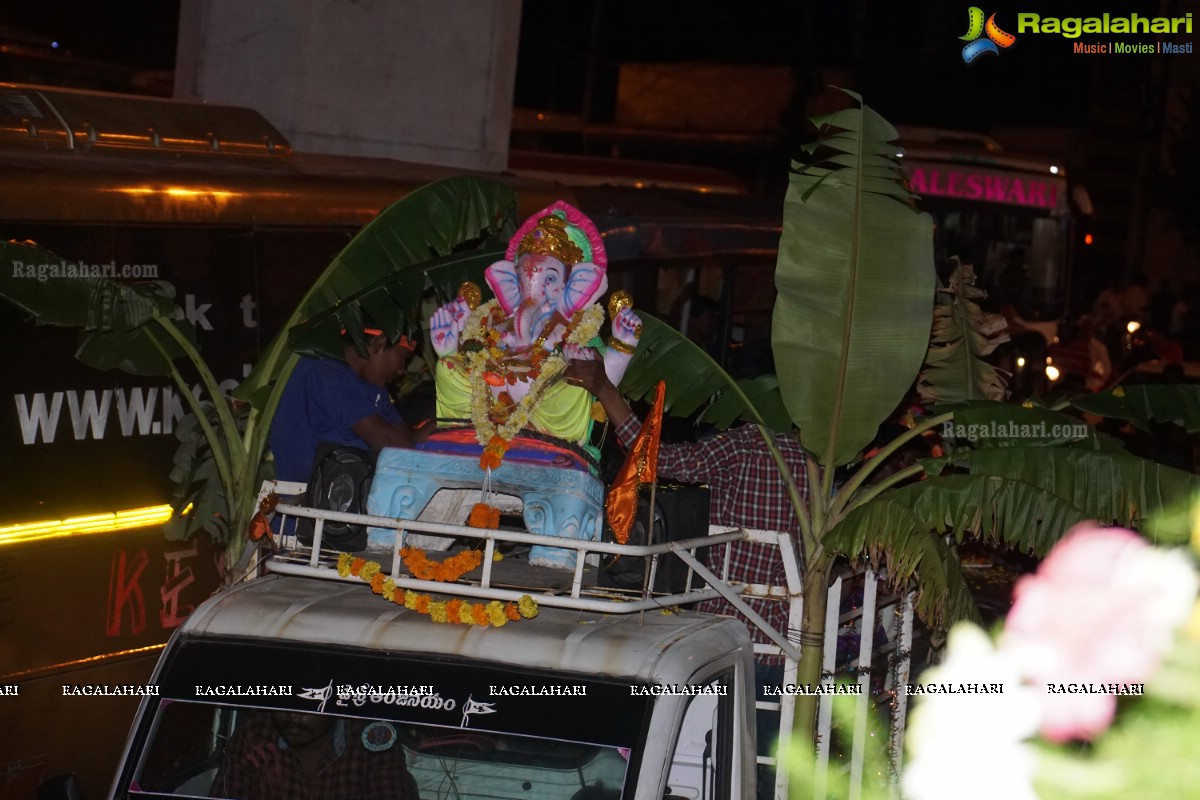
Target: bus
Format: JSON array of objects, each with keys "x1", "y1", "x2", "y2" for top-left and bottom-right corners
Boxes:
[
  {"x1": 897, "y1": 126, "x2": 1093, "y2": 318},
  {"x1": 0, "y1": 82, "x2": 781, "y2": 797}
]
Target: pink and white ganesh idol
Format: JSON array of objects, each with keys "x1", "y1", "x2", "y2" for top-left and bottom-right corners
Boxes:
[{"x1": 429, "y1": 200, "x2": 642, "y2": 466}]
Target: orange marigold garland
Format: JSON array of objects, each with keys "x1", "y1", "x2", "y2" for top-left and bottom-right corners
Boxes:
[
  {"x1": 339, "y1": 551, "x2": 538, "y2": 627},
  {"x1": 480, "y1": 435, "x2": 509, "y2": 471},
  {"x1": 468, "y1": 502, "x2": 501, "y2": 529},
  {"x1": 400, "y1": 547, "x2": 482, "y2": 582}
]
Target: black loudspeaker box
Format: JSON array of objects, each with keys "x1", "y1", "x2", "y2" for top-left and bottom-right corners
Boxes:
[
  {"x1": 598, "y1": 483, "x2": 710, "y2": 593},
  {"x1": 297, "y1": 443, "x2": 376, "y2": 551}
]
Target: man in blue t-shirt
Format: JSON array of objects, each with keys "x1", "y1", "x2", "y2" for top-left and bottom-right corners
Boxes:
[{"x1": 269, "y1": 329, "x2": 429, "y2": 482}]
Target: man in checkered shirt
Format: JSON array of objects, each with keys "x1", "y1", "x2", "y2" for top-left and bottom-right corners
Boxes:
[
  {"x1": 566, "y1": 352, "x2": 808, "y2": 797},
  {"x1": 566, "y1": 354, "x2": 809, "y2": 653}
]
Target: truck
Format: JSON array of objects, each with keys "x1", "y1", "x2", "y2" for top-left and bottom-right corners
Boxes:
[{"x1": 39, "y1": 478, "x2": 826, "y2": 800}]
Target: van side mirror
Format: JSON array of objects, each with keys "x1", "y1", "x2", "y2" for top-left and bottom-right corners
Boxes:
[{"x1": 37, "y1": 773, "x2": 88, "y2": 800}]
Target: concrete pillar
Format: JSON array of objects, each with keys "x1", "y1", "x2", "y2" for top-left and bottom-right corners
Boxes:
[{"x1": 174, "y1": 0, "x2": 521, "y2": 171}]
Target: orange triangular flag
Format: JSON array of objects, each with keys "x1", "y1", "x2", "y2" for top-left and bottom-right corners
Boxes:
[
  {"x1": 606, "y1": 380, "x2": 665, "y2": 544},
  {"x1": 247, "y1": 510, "x2": 273, "y2": 543}
]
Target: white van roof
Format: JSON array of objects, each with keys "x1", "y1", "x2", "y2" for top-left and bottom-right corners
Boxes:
[{"x1": 178, "y1": 574, "x2": 753, "y2": 685}]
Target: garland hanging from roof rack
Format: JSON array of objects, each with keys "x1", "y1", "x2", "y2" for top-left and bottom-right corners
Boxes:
[{"x1": 337, "y1": 552, "x2": 538, "y2": 626}]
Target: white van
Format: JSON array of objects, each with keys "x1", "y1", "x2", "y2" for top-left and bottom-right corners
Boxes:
[
  {"x1": 76, "y1": 489, "x2": 805, "y2": 800},
  {"x1": 102, "y1": 573, "x2": 754, "y2": 799}
]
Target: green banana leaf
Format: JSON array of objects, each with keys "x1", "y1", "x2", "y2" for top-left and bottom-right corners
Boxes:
[
  {"x1": 700, "y1": 373, "x2": 791, "y2": 432},
  {"x1": 620, "y1": 314, "x2": 792, "y2": 432},
  {"x1": 773, "y1": 90, "x2": 936, "y2": 466},
  {"x1": 0, "y1": 239, "x2": 196, "y2": 375},
  {"x1": 294, "y1": 175, "x2": 516, "y2": 319},
  {"x1": 1070, "y1": 384, "x2": 1200, "y2": 434},
  {"x1": 918, "y1": 261, "x2": 1010, "y2": 404},
  {"x1": 295, "y1": 176, "x2": 515, "y2": 335},
  {"x1": 956, "y1": 446, "x2": 1200, "y2": 529},
  {"x1": 236, "y1": 176, "x2": 518, "y2": 398},
  {"x1": 287, "y1": 248, "x2": 503, "y2": 360},
  {"x1": 823, "y1": 498, "x2": 982, "y2": 627},
  {"x1": 831, "y1": 473, "x2": 1089, "y2": 558},
  {"x1": 935, "y1": 400, "x2": 1120, "y2": 450}
]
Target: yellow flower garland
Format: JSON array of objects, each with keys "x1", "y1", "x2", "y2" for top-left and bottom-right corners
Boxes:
[
  {"x1": 460, "y1": 300, "x2": 603, "y2": 450},
  {"x1": 337, "y1": 552, "x2": 538, "y2": 627}
]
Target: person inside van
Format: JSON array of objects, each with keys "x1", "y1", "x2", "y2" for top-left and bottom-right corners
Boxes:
[
  {"x1": 212, "y1": 710, "x2": 419, "y2": 799},
  {"x1": 268, "y1": 327, "x2": 432, "y2": 483}
]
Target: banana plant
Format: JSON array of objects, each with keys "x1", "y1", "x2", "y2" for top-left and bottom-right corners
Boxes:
[
  {"x1": 0, "y1": 177, "x2": 520, "y2": 578},
  {"x1": 618, "y1": 92, "x2": 1200, "y2": 758},
  {"x1": 772, "y1": 92, "x2": 943, "y2": 741},
  {"x1": 619, "y1": 92, "x2": 951, "y2": 741},
  {"x1": 918, "y1": 259, "x2": 1011, "y2": 404}
]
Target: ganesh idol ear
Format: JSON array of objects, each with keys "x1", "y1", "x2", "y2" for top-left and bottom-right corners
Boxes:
[
  {"x1": 485, "y1": 260, "x2": 521, "y2": 316},
  {"x1": 560, "y1": 262, "x2": 608, "y2": 317}
]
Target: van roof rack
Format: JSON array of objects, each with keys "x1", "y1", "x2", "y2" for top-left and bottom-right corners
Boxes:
[{"x1": 259, "y1": 482, "x2": 802, "y2": 661}]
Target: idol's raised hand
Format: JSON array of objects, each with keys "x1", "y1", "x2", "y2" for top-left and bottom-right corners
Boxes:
[
  {"x1": 603, "y1": 305, "x2": 642, "y2": 387},
  {"x1": 430, "y1": 298, "x2": 470, "y2": 357},
  {"x1": 611, "y1": 305, "x2": 642, "y2": 349}
]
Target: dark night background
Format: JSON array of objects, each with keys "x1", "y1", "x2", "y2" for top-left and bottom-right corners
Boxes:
[
  {"x1": 1, "y1": 7, "x2": 1197, "y2": 798},
  {"x1": 512, "y1": 0, "x2": 1102, "y2": 129},
  {"x1": 2, "y1": 1, "x2": 1197, "y2": 299},
  {"x1": 0, "y1": 0, "x2": 1124, "y2": 127}
]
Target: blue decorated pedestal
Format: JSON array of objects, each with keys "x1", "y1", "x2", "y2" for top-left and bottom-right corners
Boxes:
[{"x1": 365, "y1": 446, "x2": 605, "y2": 569}]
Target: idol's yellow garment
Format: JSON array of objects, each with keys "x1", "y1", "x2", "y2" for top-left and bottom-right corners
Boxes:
[{"x1": 435, "y1": 356, "x2": 594, "y2": 444}]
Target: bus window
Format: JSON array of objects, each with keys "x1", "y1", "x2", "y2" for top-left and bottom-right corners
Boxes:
[{"x1": 899, "y1": 129, "x2": 1080, "y2": 316}]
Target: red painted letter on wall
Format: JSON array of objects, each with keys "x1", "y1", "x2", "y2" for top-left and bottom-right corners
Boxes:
[
  {"x1": 106, "y1": 547, "x2": 149, "y2": 636},
  {"x1": 159, "y1": 543, "x2": 197, "y2": 629}
]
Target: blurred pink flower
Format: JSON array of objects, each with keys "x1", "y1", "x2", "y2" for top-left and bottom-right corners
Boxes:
[
  {"x1": 904, "y1": 624, "x2": 1039, "y2": 800},
  {"x1": 1002, "y1": 522, "x2": 1197, "y2": 742}
]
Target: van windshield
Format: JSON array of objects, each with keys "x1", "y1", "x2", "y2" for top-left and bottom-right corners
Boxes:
[
  {"x1": 130, "y1": 700, "x2": 631, "y2": 799},
  {"x1": 119, "y1": 639, "x2": 649, "y2": 800}
]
